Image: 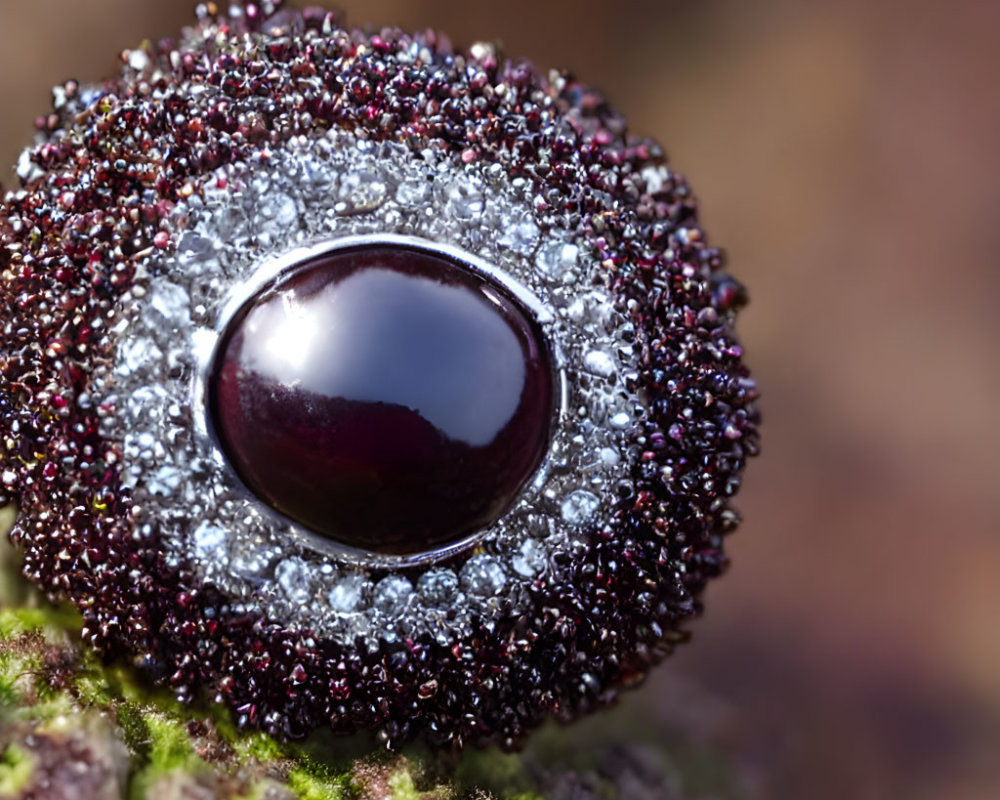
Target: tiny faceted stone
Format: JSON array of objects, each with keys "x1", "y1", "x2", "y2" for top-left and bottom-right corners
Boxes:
[
  {"x1": 461, "y1": 554, "x2": 508, "y2": 596},
  {"x1": 210, "y1": 244, "x2": 555, "y2": 555},
  {"x1": 374, "y1": 576, "x2": 414, "y2": 615},
  {"x1": 417, "y1": 569, "x2": 460, "y2": 604},
  {"x1": 275, "y1": 557, "x2": 312, "y2": 604},
  {"x1": 561, "y1": 490, "x2": 601, "y2": 525},
  {"x1": 328, "y1": 574, "x2": 368, "y2": 613}
]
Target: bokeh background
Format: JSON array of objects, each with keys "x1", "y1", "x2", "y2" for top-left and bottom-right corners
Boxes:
[{"x1": 1, "y1": 1, "x2": 998, "y2": 797}]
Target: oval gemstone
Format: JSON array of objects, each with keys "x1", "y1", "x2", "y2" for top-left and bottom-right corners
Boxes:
[{"x1": 209, "y1": 244, "x2": 554, "y2": 556}]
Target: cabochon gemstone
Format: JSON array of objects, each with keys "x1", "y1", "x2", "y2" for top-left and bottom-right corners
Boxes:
[{"x1": 209, "y1": 244, "x2": 554, "y2": 555}]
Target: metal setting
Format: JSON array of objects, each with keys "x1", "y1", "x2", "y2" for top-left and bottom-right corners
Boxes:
[{"x1": 194, "y1": 233, "x2": 569, "y2": 570}]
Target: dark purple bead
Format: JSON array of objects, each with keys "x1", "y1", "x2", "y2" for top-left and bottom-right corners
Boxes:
[{"x1": 209, "y1": 244, "x2": 554, "y2": 556}]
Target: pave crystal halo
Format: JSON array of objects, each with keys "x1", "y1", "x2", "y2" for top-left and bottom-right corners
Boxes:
[{"x1": 0, "y1": 1, "x2": 760, "y2": 748}]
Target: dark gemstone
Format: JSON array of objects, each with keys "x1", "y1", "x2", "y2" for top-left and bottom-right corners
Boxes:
[{"x1": 209, "y1": 244, "x2": 554, "y2": 556}]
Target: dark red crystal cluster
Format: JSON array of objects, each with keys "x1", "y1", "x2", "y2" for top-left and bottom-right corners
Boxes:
[{"x1": 0, "y1": 0, "x2": 759, "y2": 747}]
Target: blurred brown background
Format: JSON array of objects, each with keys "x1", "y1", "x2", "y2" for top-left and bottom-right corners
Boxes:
[{"x1": 2, "y1": 1, "x2": 998, "y2": 797}]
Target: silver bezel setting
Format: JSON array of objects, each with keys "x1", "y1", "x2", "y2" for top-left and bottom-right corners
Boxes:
[{"x1": 194, "y1": 233, "x2": 570, "y2": 570}]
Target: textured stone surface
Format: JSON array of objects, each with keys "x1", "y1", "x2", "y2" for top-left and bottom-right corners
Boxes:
[{"x1": 0, "y1": 724, "x2": 129, "y2": 800}]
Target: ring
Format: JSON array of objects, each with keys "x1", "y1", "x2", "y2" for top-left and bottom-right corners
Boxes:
[{"x1": 0, "y1": 1, "x2": 759, "y2": 748}]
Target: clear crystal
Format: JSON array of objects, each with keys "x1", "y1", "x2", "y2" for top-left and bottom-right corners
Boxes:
[
  {"x1": 584, "y1": 350, "x2": 616, "y2": 378},
  {"x1": 511, "y1": 538, "x2": 547, "y2": 578},
  {"x1": 560, "y1": 490, "x2": 600, "y2": 525},
  {"x1": 417, "y1": 569, "x2": 459, "y2": 605},
  {"x1": 641, "y1": 164, "x2": 670, "y2": 194},
  {"x1": 176, "y1": 231, "x2": 215, "y2": 266},
  {"x1": 461, "y1": 554, "x2": 507, "y2": 596},
  {"x1": 328, "y1": 574, "x2": 369, "y2": 613},
  {"x1": 275, "y1": 557, "x2": 313, "y2": 604},
  {"x1": 536, "y1": 241, "x2": 579, "y2": 279},
  {"x1": 16, "y1": 150, "x2": 43, "y2": 182},
  {"x1": 126, "y1": 386, "x2": 168, "y2": 420},
  {"x1": 145, "y1": 465, "x2": 183, "y2": 497},
  {"x1": 395, "y1": 178, "x2": 431, "y2": 207},
  {"x1": 229, "y1": 542, "x2": 272, "y2": 580},
  {"x1": 149, "y1": 282, "x2": 191, "y2": 328},
  {"x1": 192, "y1": 522, "x2": 227, "y2": 557},
  {"x1": 499, "y1": 217, "x2": 540, "y2": 255},
  {"x1": 599, "y1": 447, "x2": 621, "y2": 467},
  {"x1": 120, "y1": 337, "x2": 163, "y2": 376},
  {"x1": 610, "y1": 412, "x2": 631, "y2": 429},
  {"x1": 440, "y1": 179, "x2": 484, "y2": 220},
  {"x1": 373, "y1": 576, "x2": 413, "y2": 616},
  {"x1": 210, "y1": 205, "x2": 251, "y2": 247},
  {"x1": 340, "y1": 171, "x2": 387, "y2": 212}
]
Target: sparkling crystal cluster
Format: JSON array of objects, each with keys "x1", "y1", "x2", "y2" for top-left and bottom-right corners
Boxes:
[{"x1": 0, "y1": 0, "x2": 759, "y2": 747}]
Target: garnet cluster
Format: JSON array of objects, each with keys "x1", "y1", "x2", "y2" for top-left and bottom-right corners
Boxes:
[{"x1": 0, "y1": 0, "x2": 759, "y2": 748}]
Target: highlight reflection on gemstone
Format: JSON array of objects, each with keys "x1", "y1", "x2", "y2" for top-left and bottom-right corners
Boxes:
[{"x1": 209, "y1": 244, "x2": 554, "y2": 556}]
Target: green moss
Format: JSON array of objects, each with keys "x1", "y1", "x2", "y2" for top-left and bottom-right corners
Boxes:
[
  {"x1": 0, "y1": 676, "x2": 18, "y2": 710},
  {"x1": 0, "y1": 638, "x2": 73, "y2": 725},
  {"x1": 0, "y1": 603, "x2": 82, "y2": 637},
  {"x1": 0, "y1": 608, "x2": 49, "y2": 638},
  {"x1": 116, "y1": 702, "x2": 154, "y2": 761},
  {"x1": 208, "y1": 707, "x2": 289, "y2": 763},
  {"x1": 25, "y1": 692, "x2": 77, "y2": 726},
  {"x1": 0, "y1": 647, "x2": 23, "y2": 712},
  {"x1": 286, "y1": 765, "x2": 352, "y2": 800},
  {"x1": 231, "y1": 729, "x2": 287, "y2": 763},
  {"x1": 0, "y1": 742, "x2": 35, "y2": 795},
  {"x1": 387, "y1": 768, "x2": 421, "y2": 800},
  {"x1": 145, "y1": 713, "x2": 199, "y2": 771},
  {"x1": 0, "y1": 514, "x2": 362, "y2": 800},
  {"x1": 126, "y1": 713, "x2": 210, "y2": 800},
  {"x1": 73, "y1": 661, "x2": 150, "y2": 712}
]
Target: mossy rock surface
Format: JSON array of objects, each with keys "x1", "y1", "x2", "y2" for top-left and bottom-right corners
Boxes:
[{"x1": 0, "y1": 508, "x2": 747, "y2": 800}]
